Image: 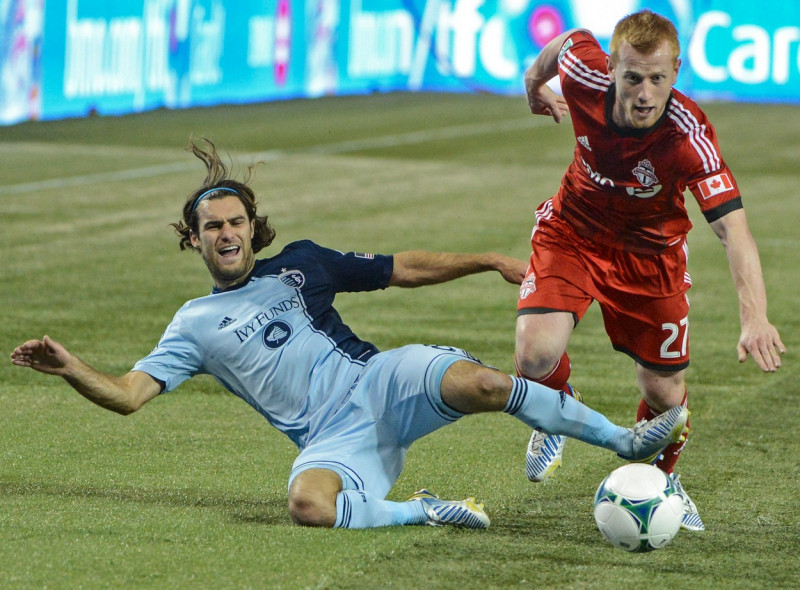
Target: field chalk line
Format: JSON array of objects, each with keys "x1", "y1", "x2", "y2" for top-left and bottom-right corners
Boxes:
[{"x1": 0, "y1": 117, "x2": 544, "y2": 196}]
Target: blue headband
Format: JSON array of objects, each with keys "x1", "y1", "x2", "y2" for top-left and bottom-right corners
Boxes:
[{"x1": 191, "y1": 187, "x2": 240, "y2": 212}]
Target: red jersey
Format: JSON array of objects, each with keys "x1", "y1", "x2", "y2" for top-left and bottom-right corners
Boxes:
[{"x1": 551, "y1": 31, "x2": 742, "y2": 255}]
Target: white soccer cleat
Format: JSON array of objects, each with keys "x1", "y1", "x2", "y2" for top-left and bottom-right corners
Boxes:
[
  {"x1": 618, "y1": 406, "x2": 690, "y2": 463},
  {"x1": 526, "y1": 431, "x2": 566, "y2": 482},
  {"x1": 525, "y1": 384, "x2": 582, "y2": 482},
  {"x1": 670, "y1": 474, "x2": 706, "y2": 531},
  {"x1": 409, "y1": 489, "x2": 490, "y2": 529}
]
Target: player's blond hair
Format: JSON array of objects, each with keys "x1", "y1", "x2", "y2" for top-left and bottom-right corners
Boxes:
[
  {"x1": 172, "y1": 138, "x2": 276, "y2": 253},
  {"x1": 610, "y1": 10, "x2": 680, "y2": 64}
]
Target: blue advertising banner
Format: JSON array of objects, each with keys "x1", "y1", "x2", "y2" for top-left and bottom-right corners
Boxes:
[
  {"x1": 1, "y1": 0, "x2": 798, "y2": 125},
  {"x1": 688, "y1": 0, "x2": 800, "y2": 102}
]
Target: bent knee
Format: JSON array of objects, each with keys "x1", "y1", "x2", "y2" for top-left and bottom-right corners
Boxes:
[
  {"x1": 515, "y1": 313, "x2": 572, "y2": 379},
  {"x1": 288, "y1": 489, "x2": 337, "y2": 527},
  {"x1": 287, "y1": 469, "x2": 341, "y2": 527},
  {"x1": 288, "y1": 496, "x2": 335, "y2": 527},
  {"x1": 515, "y1": 347, "x2": 563, "y2": 381}
]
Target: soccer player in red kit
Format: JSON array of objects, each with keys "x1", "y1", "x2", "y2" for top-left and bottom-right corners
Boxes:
[{"x1": 516, "y1": 10, "x2": 785, "y2": 531}]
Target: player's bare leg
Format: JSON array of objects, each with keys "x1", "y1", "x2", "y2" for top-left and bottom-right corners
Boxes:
[
  {"x1": 288, "y1": 467, "x2": 491, "y2": 529},
  {"x1": 440, "y1": 361, "x2": 685, "y2": 463},
  {"x1": 636, "y1": 364, "x2": 704, "y2": 531},
  {"x1": 515, "y1": 312, "x2": 574, "y2": 382},
  {"x1": 636, "y1": 365, "x2": 686, "y2": 412},
  {"x1": 515, "y1": 312, "x2": 580, "y2": 481}
]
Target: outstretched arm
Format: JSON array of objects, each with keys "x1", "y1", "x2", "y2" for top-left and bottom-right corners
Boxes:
[
  {"x1": 389, "y1": 251, "x2": 527, "y2": 288},
  {"x1": 11, "y1": 335, "x2": 162, "y2": 414},
  {"x1": 523, "y1": 29, "x2": 587, "y2": 123},
  {"x1": 710, "y1": 209, "x2": 786, "y2": 372}
]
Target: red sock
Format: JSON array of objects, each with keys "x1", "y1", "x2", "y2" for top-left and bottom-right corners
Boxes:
[
  {"x1": 637, "y1": 390, "x2": 689, "y2": 474},
  {"x1": 516, "y1": 352, "x2": 571, "y2": 392}
]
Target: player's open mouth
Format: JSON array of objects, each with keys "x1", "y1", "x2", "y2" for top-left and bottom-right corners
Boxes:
[
  {"x1": 635, "y1": 106, "x2": 654, "y2": 116},
  {"x1": 219, "y1": 245, "x2": 240, "y2": 258}
]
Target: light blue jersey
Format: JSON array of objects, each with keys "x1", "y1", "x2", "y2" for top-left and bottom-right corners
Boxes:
[
  {"x1": 133, "y1": 240, "x2": 395, "y2": 449},
  {"x1": 130, "y1": 239, "x2": 635, "y2": 522}
]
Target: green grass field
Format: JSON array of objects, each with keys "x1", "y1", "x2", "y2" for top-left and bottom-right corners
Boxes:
[{"x1": 1, "y1": 93, "x2": 798, "y2": 589}]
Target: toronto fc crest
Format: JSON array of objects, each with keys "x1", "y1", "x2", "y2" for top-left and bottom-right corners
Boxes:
[
  {"x1": 626, "y1": 159, "x2": 663, "y2": 199},
  {"x1": 632, "y1": 159, "x2": 658, "y2": 187}
]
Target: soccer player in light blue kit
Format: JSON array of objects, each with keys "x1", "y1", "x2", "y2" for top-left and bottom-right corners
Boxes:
[{"x1": 11, "y1": 140, "x2": 689, "y2": 530}]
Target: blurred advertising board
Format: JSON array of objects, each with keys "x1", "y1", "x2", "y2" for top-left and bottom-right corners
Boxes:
[{"x1": 1, "y1": 0, "x2": 798, "y2": 124}]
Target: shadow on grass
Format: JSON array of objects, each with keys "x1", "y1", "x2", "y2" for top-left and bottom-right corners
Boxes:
[{"x1": 0, "y1": 478, "x2": 289, "y2": 526}]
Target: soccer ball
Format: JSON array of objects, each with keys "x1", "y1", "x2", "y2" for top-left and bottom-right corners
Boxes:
[{"x1": 593, "y1": 463, "x2": 684, "y2": 552}]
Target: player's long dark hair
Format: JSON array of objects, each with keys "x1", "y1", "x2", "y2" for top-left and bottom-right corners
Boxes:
[{"x1": 171, "y1": 138, "x2": 276, "y2": 253}]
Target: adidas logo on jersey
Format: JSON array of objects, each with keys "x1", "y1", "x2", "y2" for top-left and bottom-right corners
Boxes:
[
  {"x1": 218, "y1": 316, "x2": 236, "y2": 330},
  {"x1": 577, "y1": 135, "x2": 591, "y2": 151}
]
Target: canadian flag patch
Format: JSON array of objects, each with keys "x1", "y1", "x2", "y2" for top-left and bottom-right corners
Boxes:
[{"x1": 697, "y1": 172, "x2": 733, "y2": 199}]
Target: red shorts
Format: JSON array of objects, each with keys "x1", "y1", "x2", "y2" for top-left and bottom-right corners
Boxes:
[{"x1": 518, "y1": 206, "x2": 691, "y2": 370}]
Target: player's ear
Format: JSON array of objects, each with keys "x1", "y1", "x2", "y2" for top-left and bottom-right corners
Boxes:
[{"x1": 189, "y1": 230, "x2": 201, "y2": 249}]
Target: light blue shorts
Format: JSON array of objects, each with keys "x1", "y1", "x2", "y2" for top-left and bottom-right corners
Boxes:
[{"x1": 288, "y1": 344, "x2": 481, "y2": 499}]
